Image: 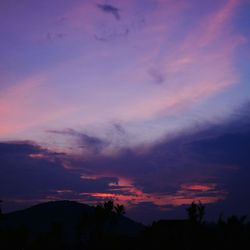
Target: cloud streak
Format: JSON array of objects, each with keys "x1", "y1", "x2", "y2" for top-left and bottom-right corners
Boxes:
[
  {"x1": 1, "y1": 102, "x2": 250, "y2": 222},
  {"x1": 97, "y1": 4, "x2": 121, "y2": 20},
  {"x1": 48, "y1": 129, "x2": 109, "y2": 155},
  {"x1": 0, "y1": 0, "x2": 247, "y2": 147},
  {"x1": 1, "y1": 0, "x2": 250, "y2": 222}
]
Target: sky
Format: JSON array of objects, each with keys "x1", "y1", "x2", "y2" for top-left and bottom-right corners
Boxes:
[{"x1": 0, "y1": 0, "x2": 250, "y2": 224}]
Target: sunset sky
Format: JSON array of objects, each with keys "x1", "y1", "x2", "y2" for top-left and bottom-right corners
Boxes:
[{"x1": 1, "y1": 0, "x2": 250, "y2": 223}]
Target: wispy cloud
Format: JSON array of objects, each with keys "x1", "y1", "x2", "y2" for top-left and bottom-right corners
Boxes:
[
  {"x1": 148, "y1": 68, "x2": 165, "y2": 85},
  {"x1": 48, "y1": 129, "x2": 109, "y2": 155},
  {"x1": 0, "y1": 0, "x2": 247, "y2": 149},
  {"x1": 46, "y1": 32, "x2": 67, "y2": 42},
  {"x1": 94, "y1": 27, "x2": 129, "y2": 42},
  {"x1": 0, "y1": 75, "x2": 78, "y2": 138},
  {"x1": 2, "y1": 102, "x2": 250, "y2": 221},
  {"x1": 1, "y1": 0, "x2": 250, "y2": 222},
  {"x1": 97, "y1": 4, "x2": 121, "y2": 20}
]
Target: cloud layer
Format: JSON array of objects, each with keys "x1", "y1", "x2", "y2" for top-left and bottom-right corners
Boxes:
[
  {"x1": 1, "y1": 102, "x2": 250, "y2": 223},
  {"x1": 0, "y1": 0, "x2": 248, "y2": 147},
  {"x1": 1, "y1": 0, "x2": 250, "y2": 223}
]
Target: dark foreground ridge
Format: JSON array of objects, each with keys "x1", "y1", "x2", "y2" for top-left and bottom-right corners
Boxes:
[{"x1": 0, "y1": 200, "x2": 250, "y2": 249}]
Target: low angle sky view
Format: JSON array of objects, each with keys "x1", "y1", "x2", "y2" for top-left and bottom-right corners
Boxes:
[{"x1": 1, "y1": 0, "x2": 250, "y2": 223}]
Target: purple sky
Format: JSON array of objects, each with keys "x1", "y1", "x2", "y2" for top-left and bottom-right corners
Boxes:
[{"x1": 1, "y1": 0, "x2": 250, "y2": 223}]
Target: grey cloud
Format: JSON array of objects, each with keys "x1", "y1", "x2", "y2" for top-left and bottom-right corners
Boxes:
[
  {"x1": 94, "y1": 27, "x2": 129, "y2": 42},
  {"x1": 112, "y1": 122, "x2": 126, "y2": 136},
  {"x1": 57, "y1": 16, "x2": 68, "y2": 24},
  {"x1": 3, "y1": 102, "x2": 250, "y2": 222},
  {"x1": 0, "y1": 141, "x2": 42, "y2": 155},
  {"x1": 148, "y1": 68, "x2": 165, "y2": 85},
  {"x1": 64, "y1": 102, "x2": 250, "y2": 219},
  {"x1": 0, "y1": 141, "x2": 120, "y2": 212},
  {"x1": 94, "y1": 34, "x2": 107, "y2": 42},
  {"x1": 97, "y1": 4, "x2": 121, "y2": 20},
  {"x1": 49, "y1": 125, "x2": 129, "y2": 153},
  {"x1": 47, "y1": 32, "x2": 67, "y2": 42},
  {"x1": 48, "y1": 129, "x2": 109, "y2": 154}
]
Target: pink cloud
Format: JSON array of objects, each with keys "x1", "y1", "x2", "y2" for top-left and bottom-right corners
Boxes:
[
  {"x1": 79, "y1": 174, "x2": 226, "y2": 209},
  {"x1": 0, "y1": 74, "x2": 79, "y2": 138},
  {"x1": 0, "y1": 0, "x2": 247, "y2": 149}
]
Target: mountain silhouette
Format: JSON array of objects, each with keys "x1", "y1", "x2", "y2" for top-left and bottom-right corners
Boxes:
[
  {"x1": 0, "y1": 200, "x2": 144, "y2": 249},
  {"x1": 1, "y1": 201, "x2": 250, "y2": 250}
]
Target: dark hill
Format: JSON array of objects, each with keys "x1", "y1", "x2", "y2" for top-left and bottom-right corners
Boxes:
[
  {"x1": 0, "y1": 200, "x2": 144, "y2": 248},
  {"x1": 1, "y1": 201, "x2": 92, "y2": 239}
]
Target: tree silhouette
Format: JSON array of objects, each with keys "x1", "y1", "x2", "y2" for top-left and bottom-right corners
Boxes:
[
  {"x1": 226, "y1": 215, "x2": 247, "y2": 228},
  {"x1": 94, "y1": 200, "x2": 125, "y2": 223},
  {"x1": 77, "y1": 200, "x2": 126, "y2": 248},
  {"x1": 1, "y1": 199, "x2": 250, "y2": 249},
  {"x1": 114, "y1": 203, "x2": 125, "y2": 216},
  {"x1": 186, "y1": 201, "x2": 205, "y2": 224},
  {"x1": 0, "y1": 200, "x2": 3, "y2": 220},
  {"x1": 103, "y1": 200, "x2": 114, "y2": 213}
]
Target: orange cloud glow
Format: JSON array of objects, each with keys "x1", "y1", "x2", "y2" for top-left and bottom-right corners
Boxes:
[{"x1": 80, "y1": 176, "x2": 226, "y2": 209}]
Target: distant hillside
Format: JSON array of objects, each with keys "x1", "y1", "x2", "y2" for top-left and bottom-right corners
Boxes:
[{"x1": 0, "y1": 200, "x2": 144, "y2": 248}]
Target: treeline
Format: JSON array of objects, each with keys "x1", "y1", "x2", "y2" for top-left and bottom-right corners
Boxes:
[
  {"x1": 140, "y1": 201, "x2": 250, "y2": 250},
  {"x1": 0, "y1": 200, "x2": 250, "y2": 250}
]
